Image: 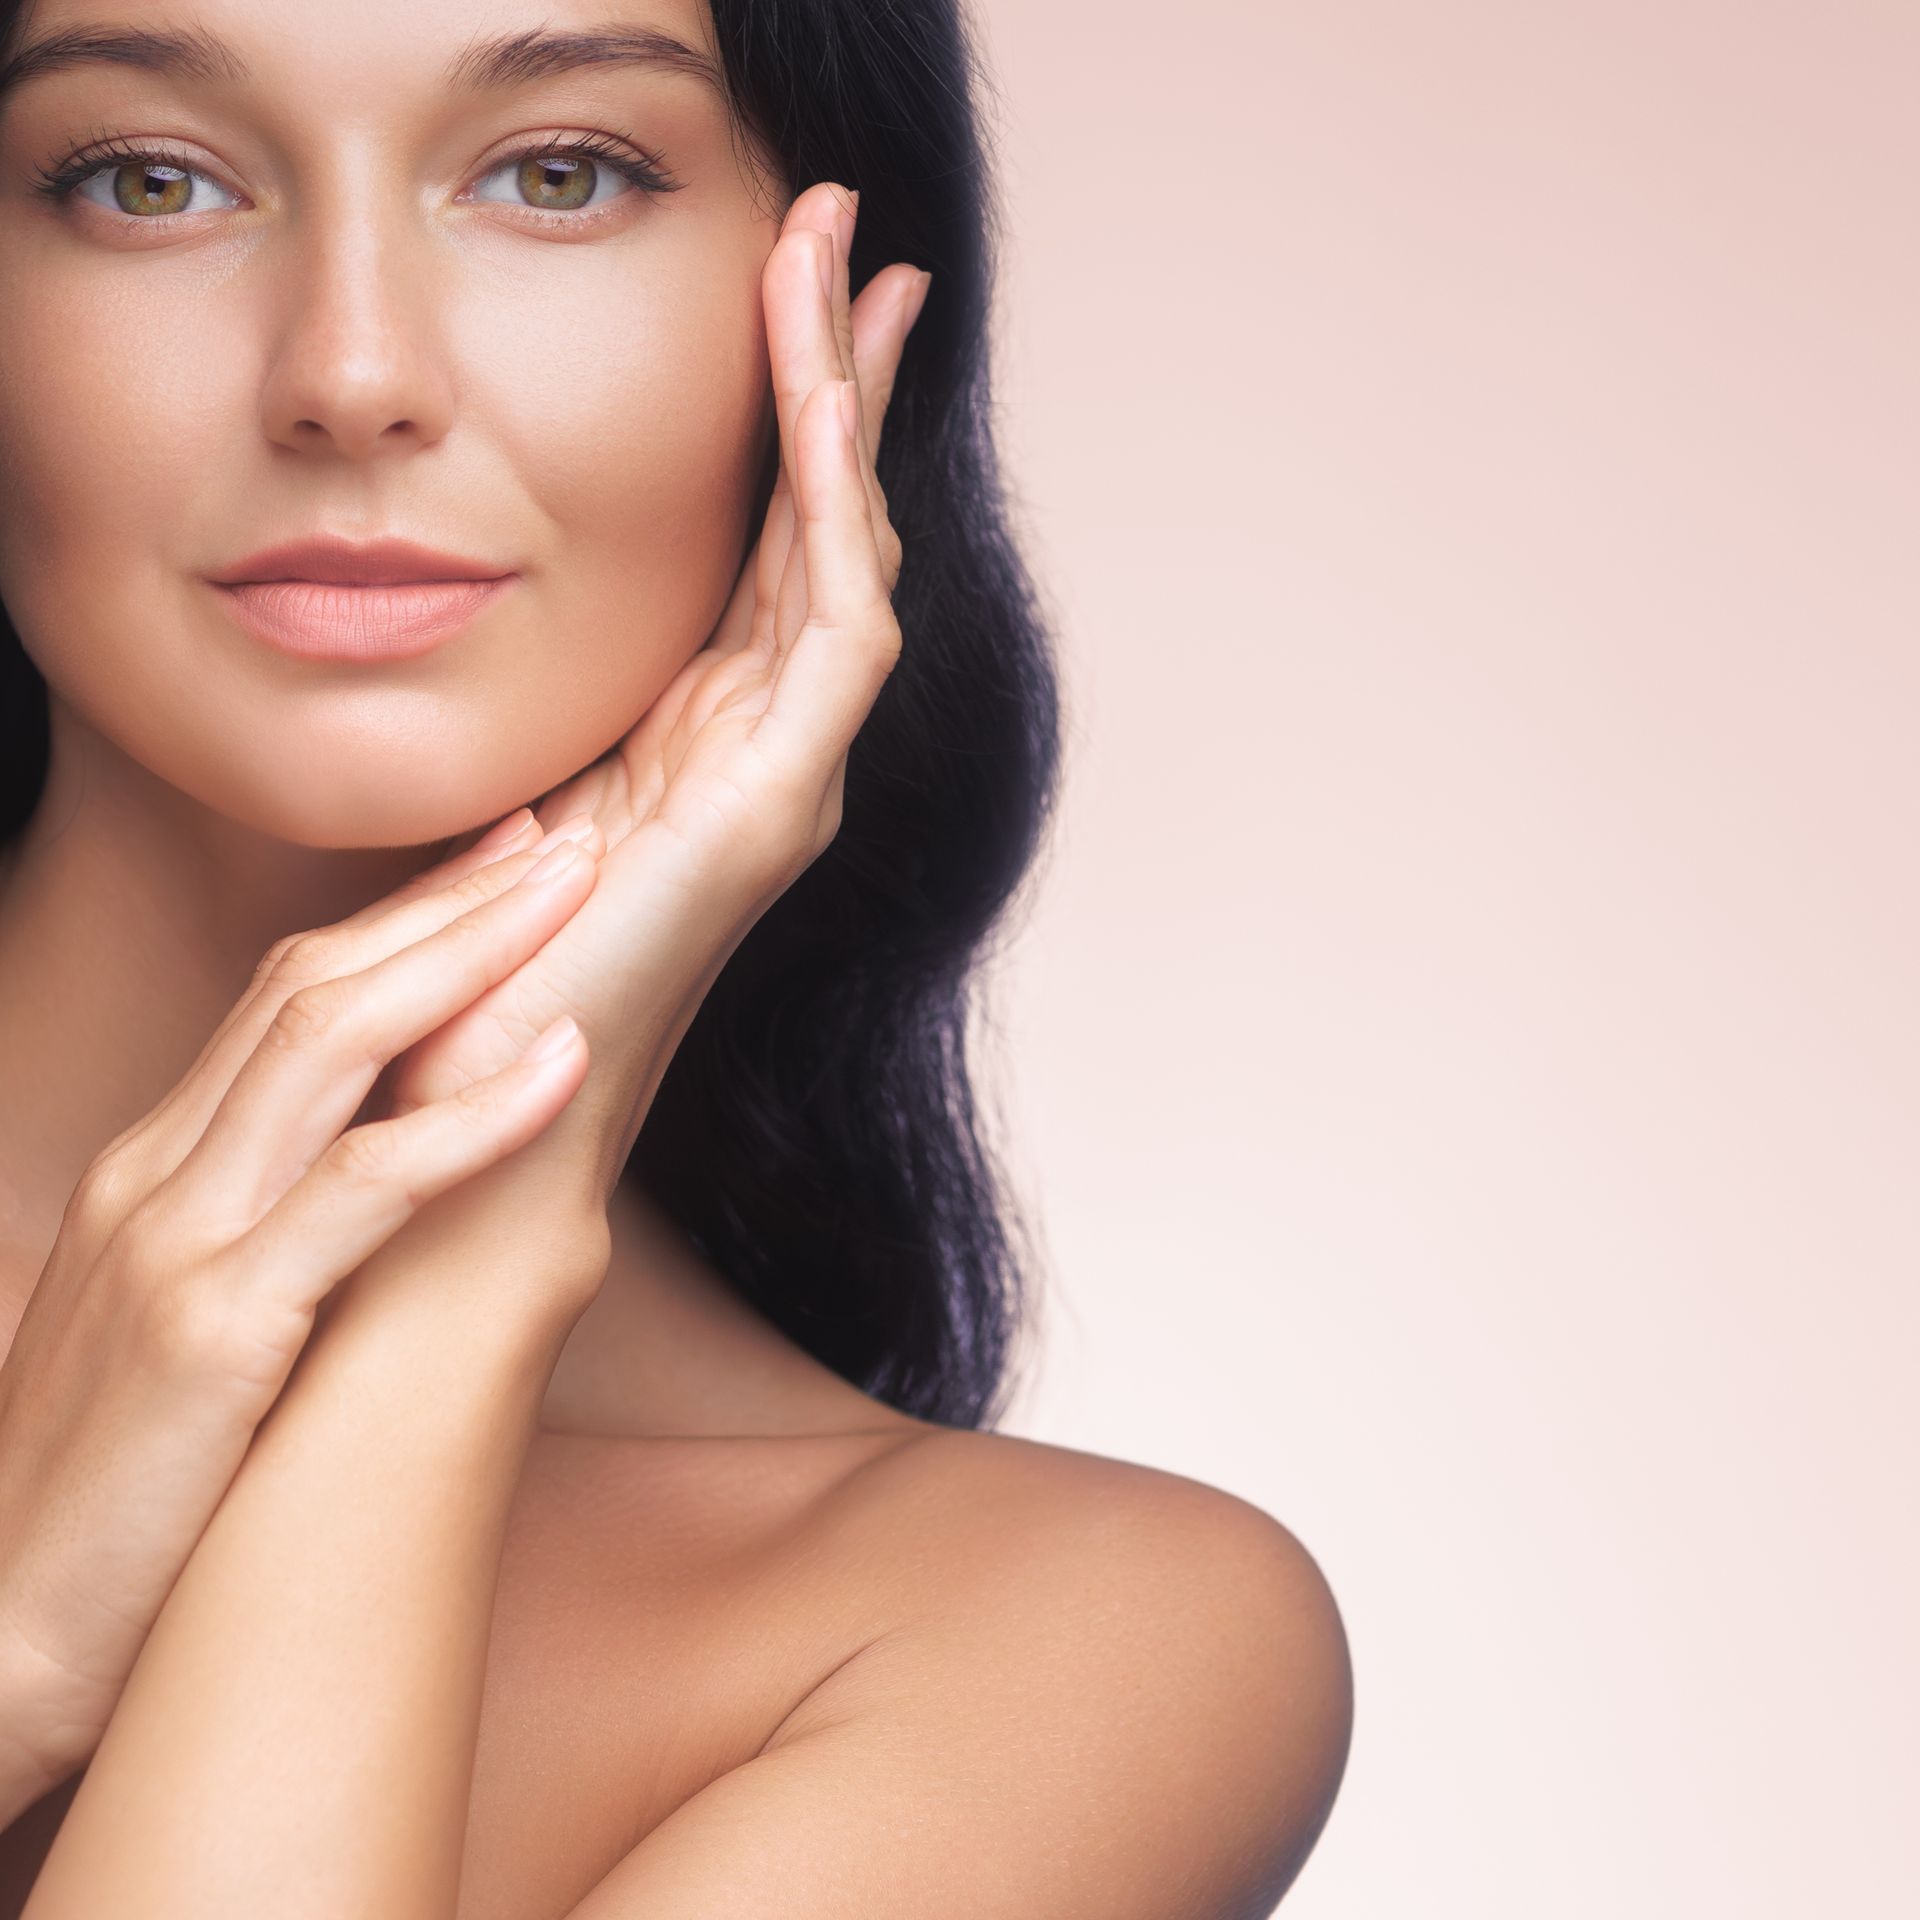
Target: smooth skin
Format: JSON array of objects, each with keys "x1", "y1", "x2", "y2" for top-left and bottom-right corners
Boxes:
[{"x1": 0, "y1": 2, "x2": 1353, "y2": 1915}]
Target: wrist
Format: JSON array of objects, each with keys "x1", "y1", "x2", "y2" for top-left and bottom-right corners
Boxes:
[{"x1": 317, "y1": 1199, "x2": 612, "y2": 1389}]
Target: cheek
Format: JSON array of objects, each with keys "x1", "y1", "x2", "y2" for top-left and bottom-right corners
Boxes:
[
  {"x1": 0, "y1": 275, "x2": 234, "y2": 633},
  {"x1": 463, "y1": 254, "x2": 772, "y2": 701},
  {"x1": 0, "y1": 276, "x2": 277, "y2": 826},
  {"x1": 0, "y1": 225, "x2": 777, "y2": 849}
]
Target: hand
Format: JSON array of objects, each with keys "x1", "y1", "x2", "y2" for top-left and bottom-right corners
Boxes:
[
  {"x1": 0, "y1": 829, "x2": 601, "y2": 1818},
  {"x1": 364, "y1": 182, "x2": 927, "y2": 1283}
]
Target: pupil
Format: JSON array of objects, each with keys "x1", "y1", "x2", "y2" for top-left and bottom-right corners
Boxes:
[
  {"x1": 518, "y1": 155, "x2": 594, "y2": 210},
  {"x1": 116, "y1": 163, "x2": 188, "y2": 216}
]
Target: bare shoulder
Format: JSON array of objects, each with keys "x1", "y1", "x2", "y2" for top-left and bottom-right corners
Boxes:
[
  {"x1": 770, "y1": 1423, "x2": 1356, "y2": 1916},
  {"x1": 852, "y1": 1420, "x2": 1350, "y2": 1642},
  {"x1": 524, "y1": 1418, "x2": 1353, "y2": 1918}
]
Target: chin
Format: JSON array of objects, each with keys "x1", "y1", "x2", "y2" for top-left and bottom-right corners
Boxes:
[{"x1": 137, "y1": 724, "x2": 559, "y2": 856}]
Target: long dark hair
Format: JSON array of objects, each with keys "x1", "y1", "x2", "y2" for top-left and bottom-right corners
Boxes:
[{"x1": 0, "y1": 0, "x2": 1063, "y2": 1429}]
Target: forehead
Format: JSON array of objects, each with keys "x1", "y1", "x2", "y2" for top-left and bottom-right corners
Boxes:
[{"x1": 0, "y1": 0, "x2": 724, "y2": 110}]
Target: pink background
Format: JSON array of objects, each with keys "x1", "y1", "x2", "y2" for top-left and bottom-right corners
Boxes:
[{"x1": 974, "y1": 3, "x2": 1917, "y2": 1912}]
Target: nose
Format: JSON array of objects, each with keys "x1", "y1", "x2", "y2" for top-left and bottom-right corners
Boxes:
[{"x1": 257, "y1": 182, "x2": 457, "y2": 462}]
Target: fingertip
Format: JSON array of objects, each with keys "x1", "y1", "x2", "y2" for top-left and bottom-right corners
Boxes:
[
  {"x1": 901, "y1": 268, "x2": 932, "y2": 336},
  {"x1": 472, "y1": 806, "x2": 538, "y2": 856},
  {"x1": 520, "y1": 1015, "x2": 584, "y2": 1072}
]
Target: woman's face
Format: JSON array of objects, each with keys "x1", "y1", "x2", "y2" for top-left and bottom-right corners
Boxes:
[{"x1": 0, "y1": 0, "x2": 782, "y2": 846}]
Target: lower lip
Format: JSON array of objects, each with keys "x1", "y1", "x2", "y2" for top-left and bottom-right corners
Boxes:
[{"x1": 213, "y1": 576, "x2": 516, "y2": 661}]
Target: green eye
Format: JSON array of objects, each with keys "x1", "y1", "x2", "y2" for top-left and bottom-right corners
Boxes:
[
  {"x1": 469, "y1": 137, "x2": 679, "y2": 213},
  {"x1": 31, "y1": 131, "x2": 682, "y2": 222},
  {"x1": 478, "y1": 152, "x2": 618, "y2": 212},
  {"x1": 70, "y1": 157, "x2": 240, "y2": 217}
]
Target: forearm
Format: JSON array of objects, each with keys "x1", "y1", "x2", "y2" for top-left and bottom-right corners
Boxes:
[{"x1": 21, "y1": 1205, "x2": 602, "y2": 1920}]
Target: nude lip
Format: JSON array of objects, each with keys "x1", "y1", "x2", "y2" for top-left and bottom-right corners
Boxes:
[{"x1": 213, "y1": 576, "x2": 515, "y2": 661}]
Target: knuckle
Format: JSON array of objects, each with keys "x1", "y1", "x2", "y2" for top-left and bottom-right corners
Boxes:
[
  {"x1": 435, "y1": 900, "x2": 498, "y2": 961},
  {"x1": 262, "y1": 980, "x2": 349, "y2": 1055},
  {"x1": 448, "y1": 860, "x2": 512, "y2": 910},
  {"x1": 66, "y1": 1146, "x2": 144, "y2": 1233},
  {"x1": 326, "y1": 1120, "x2": 403, "y2": 1192},
  {"x1": 450, "y1": 1071, "x2": 515, "y2": 1129},
  {"x1": 262, "y1": 927, "x2": 352, "y2": 987},
  {"x1": 253, "y1": 931, "x2": 302, "y2": 980},
  {"x1": 869, "y1": 609, "x2": 904, "y2": 676}
]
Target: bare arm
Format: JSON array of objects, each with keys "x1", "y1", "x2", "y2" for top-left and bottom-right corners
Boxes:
[
  {"x1": 0, "y1": 815, "x2": 604, "y2": 1847},
  {"x1": 565, "y1": 1449, "x2": 1354, "y2": 1920},
  {"x1": 20, "y1": 1211, "x2": 602, "y2": 1919}
]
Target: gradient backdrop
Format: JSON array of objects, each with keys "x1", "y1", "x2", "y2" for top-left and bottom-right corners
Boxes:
[{"x1": 971, "y1": 3, "x2": 1917, "y2": 1914}]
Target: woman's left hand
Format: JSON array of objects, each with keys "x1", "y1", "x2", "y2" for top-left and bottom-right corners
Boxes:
[{"x1": 329, "y1": 181, "x2": 927, "y2": 1338}]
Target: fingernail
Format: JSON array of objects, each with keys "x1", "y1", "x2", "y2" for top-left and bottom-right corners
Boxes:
[
  {"x1": 474, "y1": 807, "x2": 536, "y2": 854},
  {"x1": 832, "y1": 189, "x2": 856, "y2": 264},
  {"x1": 521, "y1": 841, "x2": 582, "y2": 886},
  {"x1": 522, "y1": 1015, "x2": 580, "y2": 1065},
  {"x1": 547, "y1": 812, "x2": 597, "y2": 848},
  {"x1": 813, "y1": 229, "x2": 835, "y2": 303},
  {"x1": 902, "y1": 269, "x2": 932, "y2": 335}
]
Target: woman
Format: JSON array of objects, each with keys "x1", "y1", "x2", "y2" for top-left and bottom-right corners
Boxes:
[{"x1": 0, "y1": 0, "x2": 1353, "y2": 1912}]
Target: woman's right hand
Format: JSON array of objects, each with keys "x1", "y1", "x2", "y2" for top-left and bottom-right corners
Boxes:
[{"x1": 0, "y1": 807, "x2": 604, "y2": 1819}]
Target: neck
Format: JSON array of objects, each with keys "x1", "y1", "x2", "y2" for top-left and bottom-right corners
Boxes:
[
  {"x1": 0, "y1": 702, "x2": 908, "y2": 1442},
  {"x1": 0, "y1": 700, "x2": 449, "y2": 1339}
]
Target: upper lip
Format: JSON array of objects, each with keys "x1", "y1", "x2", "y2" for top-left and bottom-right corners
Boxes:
[{"x1": 210, "y1": 536, "x2": 514, "y2": 586}]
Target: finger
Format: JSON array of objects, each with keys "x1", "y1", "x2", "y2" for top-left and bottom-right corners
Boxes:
[
  {"x1": 765, "y1": 180, "x2": 865, "y2": 485},
  {"x1": 124, "y1": 813, "x2": 605, "y2": 1174},
  {"x1": 704, "y1": 453, "x2": 797, "y2": 663},
  {"x1": 763, "y1": 380, "x2": 901, "y2": 764},
  {"x1": 210, "y1": 1014, "x2": 589, "y2": 1328},
  {"x1": 156, "y1": 840, "x2": 601, "y2": 1232},
  {"x1": 757, "y1": 266, "x2": 918, "y2": 660},
  {"x1": 766, "y1": 219, "x2": 845, "y2": 519},
  {"x1": 841, "y1": 278, "x2": 914, "y2": 597},
  {"x1": 769, "y1": 439, "x2": 812, "y2": 655},
  {"x1": 738, "y1": 183, "x2": 919, "y2": 672},
  {"x1": 825, "y1": 185, "x2": 860, "y2": 395},
  {"x1": 852, "y1": 265, "x2": 930, "y2": 453},
  {"x1": 159, "y1": 810, "x2": 599, "y2": 1113},
  {"x1": 820, "y1": 189, "x2": 898, "y2": 548},
  {"x1": 754, "y1": 476, "x2": 798, "y2": 641},
  {"x1": 348, "y1": 809, "x2": 542, "y2": 926},
  {"x1": 716, "y1": 254, "x2": 879, "y2": 667},
  {"x1": 817, "y1": 191, "x2": 923, "y2": 598},
  {"x1": 358, "y1": 802, "x2": 606, "y2": 930}
]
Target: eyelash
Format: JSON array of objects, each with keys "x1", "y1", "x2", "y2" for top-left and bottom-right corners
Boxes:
[{"x1": 28, "y1": 128, "x2": 685, "y2": 216}]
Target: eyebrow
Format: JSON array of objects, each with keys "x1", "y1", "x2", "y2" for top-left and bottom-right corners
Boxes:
[{"x1": 0, "y1": 22, "x2": 726, "y2": 108}]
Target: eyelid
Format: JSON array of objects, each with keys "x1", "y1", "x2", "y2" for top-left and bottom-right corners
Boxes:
[
  {"x1": 38, "y1": 128, "x2": 680, "y2": 222},
  {"x1": 79, "y1": 154, "x2": 242, "y2": 216},
  {"x1": 458, "y1": 128, "x2": 682, "y2": 206},
  {"x1": 38, "y1": 135, "x2": 241, "y2": 201}
]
